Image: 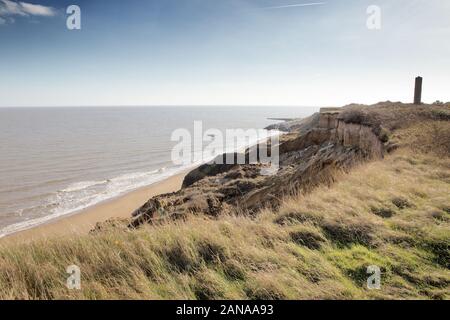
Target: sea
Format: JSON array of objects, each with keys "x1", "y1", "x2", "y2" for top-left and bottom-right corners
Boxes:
[{"x1": 0, "y1": 106, "x2": 318, "y2": 237}]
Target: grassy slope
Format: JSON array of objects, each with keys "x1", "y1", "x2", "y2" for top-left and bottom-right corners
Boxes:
[{"x1": 0, "y1": 105, "x2": 449, "y2": 300}]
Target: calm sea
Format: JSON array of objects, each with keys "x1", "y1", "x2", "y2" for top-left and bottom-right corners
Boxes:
[{"x1": 0, "y1": 106, "x2": 317, "y2": 237}]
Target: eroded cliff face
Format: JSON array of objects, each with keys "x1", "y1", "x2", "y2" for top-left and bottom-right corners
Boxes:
[
  {"x1": 128, "y1": 111, "x2": 386, "y2": 228},
  {"x1": 306, "y1": 112, "x2": 384, "y2": 159}
]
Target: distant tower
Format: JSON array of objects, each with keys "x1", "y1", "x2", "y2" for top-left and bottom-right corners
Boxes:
[{"x1": 414, "y1": 76, "x2": 423, "y2": 105}]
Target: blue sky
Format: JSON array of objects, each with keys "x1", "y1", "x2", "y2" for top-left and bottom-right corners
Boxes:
[{"x1": 0, "y1": 0, "x2": 449, "y2": 107}]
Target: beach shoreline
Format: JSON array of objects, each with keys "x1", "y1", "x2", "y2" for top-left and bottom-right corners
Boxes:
[
  {"x1": 0, "y1": 125, "x2": 286, "y2": 245},
  {"x1": 1, "y1": 170, "x2": 188, "y2": 244}
]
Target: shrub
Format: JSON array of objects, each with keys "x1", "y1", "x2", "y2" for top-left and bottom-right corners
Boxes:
[
  {"x1": 197, "y1": 239, "x2": 228, "y2": 264},
  {"x1": 378, "y1": 127, "x2": 390, "y2": 143},
  {"x1": 192, "y1": 269, "x2": 226, "y2": 300},
  {"x1": 162, "y1": 241, "x2": 198, "y2": 273},
  {"x1": 424, "y1": 236, "x2": 450, "y2": 269},
  {"x1": 370, "y1": 206, "x2": 395, "y2": 218},
  {"x1": 274, "y1": 211, "x2": 322, "y2": 225},
  {"x1": 341, "y1": 110, "x2": 367, "y2": 125},
  {"x1": 322, "y1": 218, "x2": 376, "y2": 247},
  {"x1": 431, "y1": 109, "x2": 450, "y2": 121},
  {"x1": 392, "y1": 197, "x2": 413, "y2": 209},
  {"x1": 289, "y1": 226, "x2": 326, "y2": 250},
  {"x1": 244, "y1": 275, "x2": 289, "y2": 300},
  {"x1": 223, "y1": 259, "x2": 247, "y2": 281}
]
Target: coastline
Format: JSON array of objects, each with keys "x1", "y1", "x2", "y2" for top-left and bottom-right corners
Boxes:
[
  {"x1": 0, "y1": 128, "x2": 284, "y2": 245},
  {"x1": 1, "y1": 170, "x2": 188, "y2": 244}
]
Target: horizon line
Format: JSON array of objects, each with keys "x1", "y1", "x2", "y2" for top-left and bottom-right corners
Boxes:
[{"x1": 0, "y1": 105, "x2": 329, "y2": 108}]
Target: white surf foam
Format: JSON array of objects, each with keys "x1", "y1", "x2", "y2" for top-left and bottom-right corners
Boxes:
[
  {"x1": 0, "y1": 165, "x2": 191, "y2": 238},
  {"x1": 0, "y1": 129, "x2": 282, "y2": 238}
]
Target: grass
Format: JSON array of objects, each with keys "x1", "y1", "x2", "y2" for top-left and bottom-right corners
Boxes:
[{"x1": 0, "y1": 149, "x2": 448, "y2": 300}]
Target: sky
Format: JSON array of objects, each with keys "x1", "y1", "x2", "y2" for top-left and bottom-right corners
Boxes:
[{"x1": 0, "y1": 0, "x2": 449, "y2": 107}]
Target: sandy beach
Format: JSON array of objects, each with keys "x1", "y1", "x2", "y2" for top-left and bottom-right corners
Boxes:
[{"x1": 1, "y1": 171, "x2": 188, "y2": 244}]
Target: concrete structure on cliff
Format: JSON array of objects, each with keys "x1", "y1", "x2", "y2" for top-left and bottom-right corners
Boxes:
[{"x1": 317, "y1": 107, "x2": 384, "y2": 159}]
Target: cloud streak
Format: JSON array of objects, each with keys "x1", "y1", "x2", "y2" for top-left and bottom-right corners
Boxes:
[
  {"x1": 0, "y1": 0, "x2": 56, "y2": 22},
  {"x1": 20, "y1": 1, "x2": 56, "y2": 16},
  {"x1": 260, "y1": 2, "x2": 326, "y2": 10}
]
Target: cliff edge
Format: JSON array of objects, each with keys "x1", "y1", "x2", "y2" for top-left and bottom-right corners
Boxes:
[{"x1": 129, "y1": 103, "x2": 397, "y2": 227}]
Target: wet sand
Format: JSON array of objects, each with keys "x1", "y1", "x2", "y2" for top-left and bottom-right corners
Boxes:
[{"x1": 1, "y1": 171, "x2": 187, "y2": 244}]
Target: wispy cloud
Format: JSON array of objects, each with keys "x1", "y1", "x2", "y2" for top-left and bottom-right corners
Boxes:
[
  {"x1": 0, "y1": 0, "x2": 56, "y2": 24},
  {"x1": 19, "y1": 1, "x2": 56, "y2": 16},
  {"x1": 260, "y1": 2, "x2": 326, "y2": 10}
]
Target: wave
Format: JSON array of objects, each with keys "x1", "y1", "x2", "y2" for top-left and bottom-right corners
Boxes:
[
  {"x1": 0, "y1": 129, "x2": 282, "y2": 238},
  {"x1": 0, "y1": 165, "x2": 191, "y2": 238},
  {"x1": 61, "y1": 180, "x2": 108, "y2": 193}
]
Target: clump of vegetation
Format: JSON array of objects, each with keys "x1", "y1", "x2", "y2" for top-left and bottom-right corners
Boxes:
[
  {"x1": 340, "y1": 109, "x2": 369, "y2": 125},
  {"x1": 274, "y1": 210, "x2": 323, "y2": 226},
  {"x1": 431, "y1": 109, "x2": 450, "y2": 121},
  {"x1": 340, "y1": 109, "x2": 384, "y2": 137},
  {"x1": 392, "y1": 197, "x2": 413, "y2": 209},
  {"x1": 370, "y1": 206, "x2": 396, "y2": 218},
  {"x1": 289, "y1": 225, "x2": 326, "y2": 250},
  {"x1": 322, "y1": 217, "x2": 377, "y2": 247}
]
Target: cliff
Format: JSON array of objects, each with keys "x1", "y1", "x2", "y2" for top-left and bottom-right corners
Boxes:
[{"x1": 130, "y1": 106, "x2": 389, "y2": 227}]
